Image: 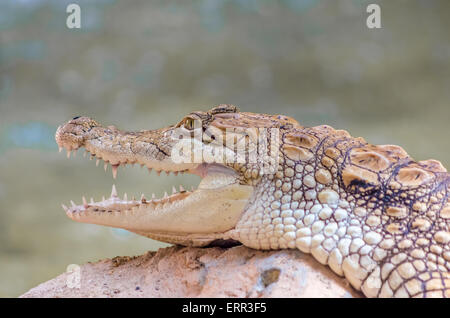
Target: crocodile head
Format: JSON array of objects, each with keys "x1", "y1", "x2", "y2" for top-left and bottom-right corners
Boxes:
[{"x1": 55, "y1": 105, "x2": 298, "y2": 246}]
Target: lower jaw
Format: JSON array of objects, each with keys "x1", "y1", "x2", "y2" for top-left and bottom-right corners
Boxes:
[
  {"x1": 63, "y1": 171, "x2": 253, "y2": 235},
  {"x1": 63, "y1": 165, "x2": 239, "y2": 215}
]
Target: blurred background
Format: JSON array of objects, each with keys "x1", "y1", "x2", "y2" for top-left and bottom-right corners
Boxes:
[{"x1": 0, "y1": 0, "x2": 449, "y2": 297}]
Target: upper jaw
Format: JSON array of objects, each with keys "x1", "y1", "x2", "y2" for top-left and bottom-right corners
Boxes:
[
  {"x1": 55, "y1": 117, "x2": 198, "y2": 176},
  {"x1": 55, "y1": 116, "x2": 243, "y2": 181}
]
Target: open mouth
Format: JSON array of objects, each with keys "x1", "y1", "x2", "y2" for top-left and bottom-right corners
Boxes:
[
  {"x1": 55, "y1": 118, "x2": 254, "y2": 237},
  {"x1": 59, "y1": 145, "x2": 239, "y2": 216}
]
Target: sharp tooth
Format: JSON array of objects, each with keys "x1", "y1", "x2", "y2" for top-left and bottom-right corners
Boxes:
[
  {"x1": 179, "y1": 185, "x2": 185, "y2": 192},
  {"x1": 83, "y1": 151, "x2": 87, "y2": 158},
  {"x1": 111, "y1": 184, "x2": 118, "y2": 197},
  {"x1": 172, "y1": 186, "x2": 177, "y2": 194},
  {"x1": 132, "y1": 196, "x2": 136, "y2": 201},
  {"x1": 112, "y1": 164, "x2": 119, "y2": 179},
  {"x1": 70, "y1": 200, "x2": 76, "y2": 207},
  {"x1": 61, "y1": 204, "x2": 68, "y2": 211},
  {"x1": 89, "y1": 155, "x2": 93, "y2": 160},
  {"x1": 141, "y1": 194, "x2": 146, "y2": 203},
  {"x1": 174, "y1": 171, "x2": 179, "y2": 176},
  {"x1": 96, "y1": 159, "x2": 100, "y2": 166},
  {"x1": 123, "y1": 193, "x2": 128, "y2": 201},
  {"x1": 165, "y1": 171, "x2": 170, "y2": 176},
  {"x1": 102, "y1": 196, "x2": 106, "y2": 201},
  {"x1": 67, "y1": 150, "x2": 71, "y2": 159},
  {"x1": 104, "y1": 162, "x2": 108, "y2": 171},
  {"x1": 90, "y1": 198, "x2": 94, "y2": 204},
  {"x1": 163, "y1": 191, "x2": 168, "y2": 198},
  {"x1": 156, "y1": 170, "x2": 161, "y2": 176},
  {"x1": 148, "y1": 168, "x2": 152, "y2": 173},
  {"x1": 59, "y1": 147, "x2": 63, "y2": 153},
  {"x1": 191, "y1": 186, "x2": 194, "y2": 191},
  {"x1": 140, "y1": 164, "x2": 145, "y2": 168},
  {"x1": 152, "y1": 193, "x2": 155, "y2": 199},
  {"x1": 83, "y1": 197, "x2": 88, "y2": 209}
]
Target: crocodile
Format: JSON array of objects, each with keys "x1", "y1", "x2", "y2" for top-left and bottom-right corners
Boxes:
[{"x1": 55, "y1": 104, "x2": 450, "y2": 298}]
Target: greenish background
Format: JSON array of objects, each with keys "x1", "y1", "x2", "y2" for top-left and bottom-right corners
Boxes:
[{"x1": 0, "y1": 0, "x2": 449, "y2": 297}]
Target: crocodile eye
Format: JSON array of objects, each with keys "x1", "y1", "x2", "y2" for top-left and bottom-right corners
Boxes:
[{"x1": 184, "y1": 118, "x2": 195, "y2": 130}]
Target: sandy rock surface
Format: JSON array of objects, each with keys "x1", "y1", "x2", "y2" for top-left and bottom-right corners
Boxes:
[{"x1": 21, "y1": 246, "x2": 361, "y2": 298}]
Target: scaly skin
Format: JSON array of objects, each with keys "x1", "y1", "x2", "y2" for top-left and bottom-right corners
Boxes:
[{"x1": 55, "y1": 105, "x2": 450, "y2": 298}]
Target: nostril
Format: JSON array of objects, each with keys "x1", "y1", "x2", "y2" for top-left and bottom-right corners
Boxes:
[{"x1": 72, "y1": 116, "x2": 81, "y2": 120}]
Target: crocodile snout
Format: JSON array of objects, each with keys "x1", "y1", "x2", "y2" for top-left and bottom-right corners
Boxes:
[{"x1": 55, "y1": 116, "x2": 99, "y2": 153}]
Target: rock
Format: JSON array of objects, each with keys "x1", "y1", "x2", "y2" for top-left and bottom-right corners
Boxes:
[{"x1": 20, "y1": 246, "x2": 361, "y2": 298}]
